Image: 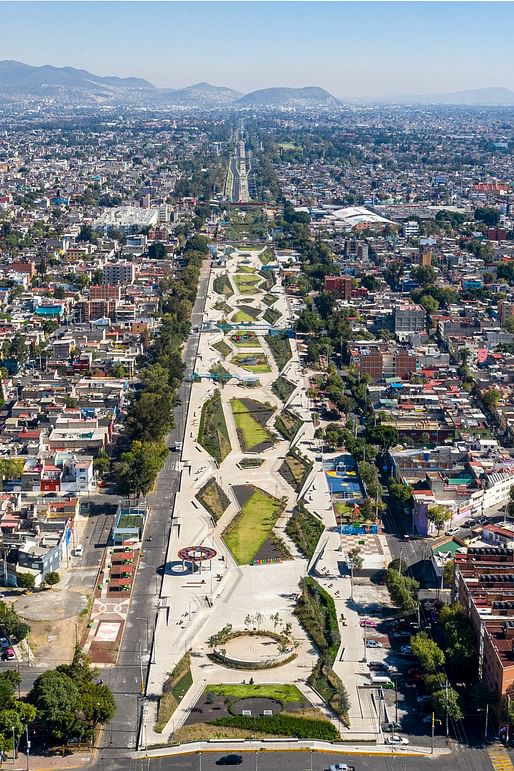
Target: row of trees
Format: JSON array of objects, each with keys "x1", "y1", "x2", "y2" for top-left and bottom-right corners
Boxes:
[{"x1": 115, "y1": 232, "x2": 209, "y2": 496}]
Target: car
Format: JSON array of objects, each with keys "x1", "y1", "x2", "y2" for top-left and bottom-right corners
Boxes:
[
  {"x1": 383, "y1": 721, "x2": 402, "y2": 732},
  {"x1": 0, "y1": 636, "x2": 9, "y2": 650},
  {"x1": 422, "y1": 714, "x2": 434, "y2": 724},
  {"x1": 369, "y1": 661, "x2": 390, "y2": 672},
  {"x1": 328, "y1": 764, "x2": 355, "y2": 771},
  {"x1": 445, "y1": 527, "x2": 460, "y2": 536},
  {"x1": 2, "y1": 646, "x2": 15, "y2": 660},
  {"x1": 366, "y1": 639, "x2": 383, "y2": 648},
  {"x1": 73, "y1": 545, "x2": 84, "y2": 557},
  {"x1": 401, "y1": 645, "x2": 413, "y2": 655},
  {"x1": 392, "y1": 631, "x2": 411, "y2": 639},
  {"x1": 360, "y1": 619, "x2": 379, "y2": 627},
  {"x1": 216, "y1": 756, "x2": 243, "y2": 766},
  {"x1": 477, "y1": 516, "x2": 488, "y2": 525},
  {"x1": 385, "y1": 735, "x2": 409, "y2": 746},
  {"x1": 403, "y1": 534, "x2": 410, "y2": 541},
  {"x1": 417, "y1": 694, "x2": 432, "y2": 703},
  {"x1": 463, "y1": 519, "x2": 476, "y2": 528}
]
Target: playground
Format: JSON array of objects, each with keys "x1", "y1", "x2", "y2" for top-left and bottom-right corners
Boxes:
[{"x1": 323, "y1": 454, "x2": 364, "y2": 502}]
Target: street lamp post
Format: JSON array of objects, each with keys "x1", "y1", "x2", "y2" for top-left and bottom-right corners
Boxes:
[
  {"x1": 137, "y1": 640, "x2": 144, "y2": 694},
  {"x1": 478, "y1": 704, "x2": 489, "y2": 739},
  {"x1": 25, "y1": 724, "x2": 30, "y2": 771},
  {"x1": 12, "y1": 725, "x2": 16, "y2": 764}
]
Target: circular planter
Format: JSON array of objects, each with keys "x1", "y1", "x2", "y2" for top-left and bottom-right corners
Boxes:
[{"x1": 210, "y1": 629, "x2": 296, "y2": 670}]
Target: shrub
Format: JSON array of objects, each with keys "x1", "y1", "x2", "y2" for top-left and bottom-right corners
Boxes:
[{"x1": 211, "y1": 713, "x2": 338, "y2": 740}]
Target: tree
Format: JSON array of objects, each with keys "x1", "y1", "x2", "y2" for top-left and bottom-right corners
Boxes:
[
  {"x1": 442, "y1": 559, "x2": 455, "y2": 588},
  {"x1": 44, "y1": 571, "x2": 60, "y2": 588},
  {"x1": 410, "y1": 632, "x2": 445, "y2": 673},
  {"x1": 438, "y1": 603, "x2": 477, "y2": 679},
  {"x1": 475, "y1": 206, "x2": 500, "y2": 228},
  {"x1": 432, "y1": 686, "x2": 463, "y2": 721},
  {"x1": 419, "y1": 294, "x2": 440, "y2": 314},
  {"x1": 115, "y1": 440, "x2": 167, "y2": 497},
  {"x1": 411, "y1": 265, "x2": 437, "y2": 287},
  {"x1": 482, "y1": 388, "x2": 501, "y2": 409},
  {"x1": 505, "y1": 316, "x2": 514, "y2": 334},
  {"x1": 30, "y1": 670, "x2": 80, "y2": 741},
  {"x1": 348, "y1": 546, "x2": 363, "y2": 571},
  {"x1": 389, "y1": 481, "x2": 413, "y2": 507},
  {"x1": 17, "y1": 572, "x2": 36, "y2": 590},
  {"x1": 148, "y1": 241, "x2": 166, "y2": 260},
  {"x1": 93, "y1": 449, "x2": 110, "y2": 479},
  {"x1": 428, "y1": 504, "x2": 451, "y2": 535},
  {"x1": 367, "y1": 424, "x2": 399, "y2": 452},
  {"x1": 385, "y1": 568, "x2": 419, "y2": 613}
]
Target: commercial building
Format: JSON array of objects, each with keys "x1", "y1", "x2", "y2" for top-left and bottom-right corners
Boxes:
[
  {"x1": 324, "y1": 275, "x2": 353, "y2": 300},
  {"x1": 394, "y1": 303, "x2": 426, "y2": 336}
]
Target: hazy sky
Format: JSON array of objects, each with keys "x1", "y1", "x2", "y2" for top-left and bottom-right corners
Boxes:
[{"x1": 2, "y1": 1, "x2": 514, "y2": 97}]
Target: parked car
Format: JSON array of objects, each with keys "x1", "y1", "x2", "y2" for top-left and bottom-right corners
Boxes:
[
  {"x1": 392, "y1": 631, "x2": 411, "y2": 639},
  {"x1": 73, "y1": 544, "x2": 84, "y2": 557},
  {"x1": 360, "y1": 619, "x2": 379, "y2": 627},
  {"x1": 445, "y1": 527, "x2": 460, "y2": 536},
  {"x1": 417, "y1": 694, "x2": 432, "y2": 703},
  {"x1": 385, "y1": 735, "x2": 409, "y2": 746},
  {"x1": 383, "y1": 721, "x2": 402, "y2": 732},
  {"x1": 216, "y1": 756, "x2": 243, "y2": 766},
  {"x1": 369, "y1": 661, "x2": 390, "y2": 672},
  {"x1": 2, "y1": 646, "x2": 15, "y2": 660},
  {"x1": 366, "y1": 639, "x2": 383, "y2": 648},
  {"x1": 328, "y1": 764, "x2": 355, "y2": 771},
  {"x1": 401, "y1": 645, "x2": 413, "y2": 655},
  {"x1": 478, "y1": 516, "x2": 488, "y2": 525},
  {"x1": 422, "y1": 714, "x2": 434, "y2": 724},
  {"x1": 0, "y1": 636, "x2": 9, "y2": 650}
]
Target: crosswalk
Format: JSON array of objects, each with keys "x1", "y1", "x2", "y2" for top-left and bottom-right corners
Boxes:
[{"x1": 488, "y1": 745, "x2": 514, "y2": 771}]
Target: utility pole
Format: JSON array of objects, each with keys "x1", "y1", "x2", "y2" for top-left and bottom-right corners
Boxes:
[
  {"x1": 445, "y1": 680, "x2": 449, "y2": 738},
  {"x1": 12, "y1": 725, "x2": 16, "y2": 764}
]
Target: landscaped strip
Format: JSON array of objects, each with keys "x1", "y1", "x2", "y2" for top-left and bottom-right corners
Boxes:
[
  {"x1": 213, "y1": 340, "x2": 232, "y2": 358},
  {"x1": 232, "y1": 353, "x2": 271, "y2": 373},
  {"x1": 271, "y1": 376, "x2": 296, "y2": 403},
  {"x1": 274, "y1": 409, "x2": 302, "y2": 441},
  {"x1": 295, "y1": 577, "x2": 341, "y2": 666},
  {"x1": 205, "y1": 683, "x2": 307, "y2": 702},
  {"x1": 155, "y1": 652, "x2": 192, "y2": 733},
  {"x1": 198, "y1": 390, "x2": 231, "y2": 463},
  {"x1": 230, "y1": 397, "x2": 275, "y2": 452},
  {"x1": 213, "y1": 273, "x2": 234, "y2": 297},
  {"x1": 286, "y1": 502, "x2": 325, "y2": 559},
  {"x1": 279, "y1": 448, "x2": 313, "y2": 492},
  {"x1": 196, "y1": 478, "x2": 231, "y2": 521},
  {"x1": 223, "y1": 486, "x2": 285, "y2": 564},
  {"x1": 211, "y1": 713, "x2": 338, "y2": 740},
  {"x1": 263, "y1": 307, "x2": 281, "y2": 325},
  {"x1": 267, "y1": 333, "x2": 293, "y2": 371},
  {"x1": 233, "y1": 273, "x2": 263, "y2": 294}
]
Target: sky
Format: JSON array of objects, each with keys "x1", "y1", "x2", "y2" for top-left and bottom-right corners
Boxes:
[{"x1": 1, "y1": 1, "x2": 514, "y2": 98}]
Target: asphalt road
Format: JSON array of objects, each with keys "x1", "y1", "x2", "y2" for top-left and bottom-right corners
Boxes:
[
  {"x1": 97, "y1": 258, "x2": 212, "y2": 758},
  {"x1": 99, "y1": 746, "x2": 498, "y2": 771}
]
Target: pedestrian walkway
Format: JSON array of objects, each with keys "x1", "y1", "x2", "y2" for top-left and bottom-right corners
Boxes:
[{"x1": 488, "y1": 744, "x2": 514, "y2": 771}]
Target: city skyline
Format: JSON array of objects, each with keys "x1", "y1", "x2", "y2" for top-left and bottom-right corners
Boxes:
[{"x1": 2, "y1": 1, "x2": 514, "y2": 98}]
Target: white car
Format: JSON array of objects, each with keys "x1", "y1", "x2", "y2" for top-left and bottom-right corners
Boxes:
[
  {"x1": 328, "y1": 764, "x2": 355, "y2": 771},
  {"x1": 366, "y1": 639, "x2": 383, "y2": 648},
  {"x1": 385, "y1": 735, "x2": 409, "y2": 746},
  {"x1": 73, "y1": 545, "x2": 84, "y2": 557}
]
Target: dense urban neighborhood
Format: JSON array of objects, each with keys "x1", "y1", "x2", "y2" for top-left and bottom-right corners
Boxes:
[{"x1": 3, "y1": 87, "x2": 514, "y2": 771}]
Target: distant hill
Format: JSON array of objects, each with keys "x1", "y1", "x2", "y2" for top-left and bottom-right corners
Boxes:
[
  {"x1": 367, "y1": 86, "x2": 514, "y2": 106},
  {"x1": 0, "y1": 60, "x2": 154, "y2": 104},
  {"x1": 238, "y1": 86, "x2": 339, "y2": 108},
  {"x1": 160, "y1": 82, "x2": 242, "y2": 107}
]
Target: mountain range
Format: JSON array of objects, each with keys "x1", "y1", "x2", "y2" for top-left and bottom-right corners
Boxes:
[
  {"x1": 2, "y1": 60, "x2": 514, "y2": 109},
  {"x1": 0, "y1": 60, "x2": 336, "y2": 109}
]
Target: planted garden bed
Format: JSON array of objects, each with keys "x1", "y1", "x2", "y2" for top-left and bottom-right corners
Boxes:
[
  {"x1": 198, "y1": 390, "x2": 231, "y2": 463},
  {"x1": 274, "y1": 409, "x2": 302, "y2": 441},
  {"x1": 267, "y1": 333, "x2": 293, "y2": 371},
  {"x1": 279, "y1": 448, "x2": 313, "y2": 492},
  {"x1": 230, "y1": 398, "x2": 275, "y2": 453},
  {"x1": 196, "y1": 478, "x2": 231, "y2": 521},
  {"x1": 271, "y1": 376, "x2": 296, "y2": 403},
  {"x1": 224, "y1": 485, "x2": 285, "y2": 564},
  {"x1": 286, "y1": 502, "x2": 324, "y2": 560}
]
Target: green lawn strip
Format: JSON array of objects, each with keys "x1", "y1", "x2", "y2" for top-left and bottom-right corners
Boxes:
[
  {"x1": 258, "y1": 269, "x2": 276, "y2": 291},
  {"x1": 213, "y1": 340, "x2": 232, "y2": 358},
  {"x1": 271, "y1": 376, "x2": 296, "y2": 403},
  {"x1": 198, "y1": 390, "x2": 231, "y2": 463},
  {"x1": 234, "y1": 275, "x2": 264, "y2": 294},
  {"x1": 205, "y1": 683, "x2": 306, "y2": 702},
  {"x1": 308, "y1": 659, "x2": 350, "y2": 726},
  {"x1": 274, "y1": 409, "x2": 302, "y2": 441},
  {"x1": 262, "y1": 293, "x2": 278, "y2": 307},
  {"x1": 213, "y1": 274, "x2": 234, "y2": 297},
  {"x1": 267, "y1": 334, "x2": 293, "y2": 371},
  {"x1": 279, "y1": 448, "x2": 313, "y2": 493},
  {"x1": 263, "y1": 307, "x2": 282, "y2": 325},
  {"x1": 230, "y1": 398, "x2": 274, "y2": 452},
  {"x1": 295, "y1": 577, "x2": 341, "y2": 667},
  {"x1": 286, "y1": 502, "x2": 324, "y2": 560},
  {"x1": 223, "y1": 487, "x2": 285, "y2": 564},
  {"x1": 231, "y1": 310, "x2": 255, "y2": 323},
  {"x1": 210, "y1": 714, "x2": 337, "y2": 740},
  {"x1": 236, "y1": 265, "x2": 257, "y2": 274},
  {"x1": 196, "y1": 478, "x2": 231, "y2": 521},
  {"x1": 232, "y1": 353, "x2": 271, "y2": 373},
  {"x1": 155, "y1": 653, "x2": 192, "y2": 732}
]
